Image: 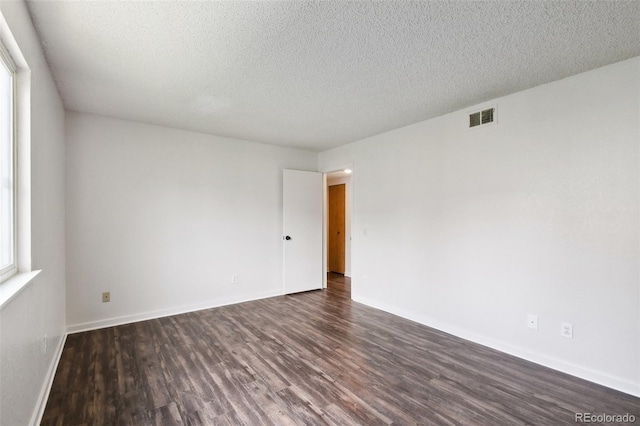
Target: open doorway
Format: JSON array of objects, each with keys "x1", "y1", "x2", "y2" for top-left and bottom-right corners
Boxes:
[
  {"x1": 328, "y1": 183, "x2": 346, "y2": 274},
  {"x1": 324, "y1": 169, "x2": 352, "y2": 297}
]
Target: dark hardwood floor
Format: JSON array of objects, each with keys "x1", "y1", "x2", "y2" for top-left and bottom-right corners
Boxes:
[
  {"x1": 326, "y1": 271, "x2": 351, "y2": 299},
  {"x1": 42, "y1": 274, "x2": 638, "y2": 425}
]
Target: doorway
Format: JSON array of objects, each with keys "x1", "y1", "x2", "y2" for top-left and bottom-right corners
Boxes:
[
  {"x1": 324, "y1": 169, "x2": 352, "y2": 293},
  {"x1": 328, "y1": 183, "x2": 346, "y2": 274}
]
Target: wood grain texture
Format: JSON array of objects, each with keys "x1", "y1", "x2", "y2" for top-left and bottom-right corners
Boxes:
[
  {"x1": 42, "y1": 274, "x2": 639, "y2": 425},
  {"x1": 328, "y1": 184, "x2": 346, "y2": 274}
]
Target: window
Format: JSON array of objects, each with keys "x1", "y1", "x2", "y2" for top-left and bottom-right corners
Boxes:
[
  {"x1": 0, "y1": 44, "x2": 15, "y2": 283},
  {"x1": 0, "y1": 13, "x2": 36, "y2": 304}
]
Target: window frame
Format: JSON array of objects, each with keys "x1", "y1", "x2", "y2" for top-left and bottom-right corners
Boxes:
[
  {"x1": 0, "y1": 40, "x2": 17, "y2": 283},
  {"x1": 0, "y1": 11, "x2": 37, "y2": 308}
]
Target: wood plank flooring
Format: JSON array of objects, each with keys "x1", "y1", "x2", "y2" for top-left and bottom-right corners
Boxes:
[{"x1": 42, "y1": 273, "x2": 639, "y2": 425}]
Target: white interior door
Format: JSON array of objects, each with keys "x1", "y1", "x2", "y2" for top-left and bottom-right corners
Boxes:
[{"x1": 283, "y1": 169, "x2": 323, "y2": 294}]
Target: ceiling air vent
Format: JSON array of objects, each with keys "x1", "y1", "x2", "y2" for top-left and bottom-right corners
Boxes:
[{"x1": 469, "y1": 107, "x2": 496, "y2": 128}]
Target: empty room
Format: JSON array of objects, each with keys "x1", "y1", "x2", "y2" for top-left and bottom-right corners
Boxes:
[{"x1": 0, "y1": 0, "x2": 639, "y2": 425}]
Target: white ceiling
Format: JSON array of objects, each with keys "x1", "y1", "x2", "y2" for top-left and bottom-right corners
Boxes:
[{"x1": 26, "y1": 1, "x2": 640, "y2": 152}]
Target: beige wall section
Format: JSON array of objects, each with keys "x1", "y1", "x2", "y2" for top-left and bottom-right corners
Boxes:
[
  {"x1": 319, "y1": 57, "x2": 640, "y2": 396},
  {"x1": 0, "y1": 1, "x2": 67, "y2": 425}
]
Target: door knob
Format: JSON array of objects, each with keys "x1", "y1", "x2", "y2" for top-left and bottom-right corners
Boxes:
[{"x1": 284, "y1": 235, "x2": 292, "y2": 240}]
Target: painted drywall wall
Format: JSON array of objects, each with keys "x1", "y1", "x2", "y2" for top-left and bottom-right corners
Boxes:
[
  {"x1": 0, "y1": 2, "x2": 66, "y2": 425},
  {"x1": 319, "y1": 57, "x2": 640, "y2": 395},
  {"x1": 65, "y1": 112, "x2": 318, "y2": 330},
  {"x1": 326, "y1": 174, "x2": 352, "y2": 277}
]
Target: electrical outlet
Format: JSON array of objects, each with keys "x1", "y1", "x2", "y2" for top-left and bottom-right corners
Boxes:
[
  {"x1": 43, "y1": 335, "x2": 48, "y2": 354},
  {"x1": 362, "y1": 275, "x2": 368, "y2": 284},
  {"x1": 561, "y1": 322, "x2": 573, "y2": 339},
  {"x1": 102, "y1": 292, "x2": 110, "y2": 303},
  {"x1": 231, "y1": 275, "x2": 238, "y2": 283},
  {"x1": 527, "y1": 314, "x2": 538, "y2": 330}
]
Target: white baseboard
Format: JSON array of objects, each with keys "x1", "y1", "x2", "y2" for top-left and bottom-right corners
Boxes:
[
  {"x1": 353, "y1": 296, "x2": 640, "y2": 398},
  {"x1": 67, "y1": 289, "x2": 283, "y2": 334},
  {"x1": 30, "y1": 332, "x2": 67, "y2": 426}
]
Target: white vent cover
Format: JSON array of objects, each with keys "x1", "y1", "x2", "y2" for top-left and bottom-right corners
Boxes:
[{"x1": 469, "y1": 107, "x2": 496, "y2": 128}]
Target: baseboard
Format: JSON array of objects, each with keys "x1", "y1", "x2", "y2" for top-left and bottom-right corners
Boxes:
[
  {"x1": 67, "y1": 289, "x2": 283, "y2": 334},
  {"x1": 30, "y1": 331, "x2": 67, "y2": 426},
  {"x1": 353, "y1": 296, "x2": 640, "y2": 398}
]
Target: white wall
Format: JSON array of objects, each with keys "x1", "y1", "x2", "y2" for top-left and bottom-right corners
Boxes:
[
  {"x1": 0, "y1": 2, "x2": 66, "y2": 425},
  {"x1": 319, "y1": 57, "x2": 640, "y2": 396},
  {"x1": 65, "y1": 112, "x2": 317, "y2": 330},
  {"x1": 326, "y1": 174, "x2": 352, "y2": 276}
]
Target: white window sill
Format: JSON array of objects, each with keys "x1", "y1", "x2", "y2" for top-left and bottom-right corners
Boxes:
[{"x1": 0, "y1": 270, "x2": 41, "y2": 310}]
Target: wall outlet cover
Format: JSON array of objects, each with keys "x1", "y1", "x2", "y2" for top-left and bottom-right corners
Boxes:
[{"x1": 561, "y1": 322, "x2": 573, "y2": 339}]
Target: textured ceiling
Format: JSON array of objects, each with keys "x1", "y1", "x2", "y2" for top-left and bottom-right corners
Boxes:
[{"x1": 26, "y1": 1, "x2": 640, "y2": 151}]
